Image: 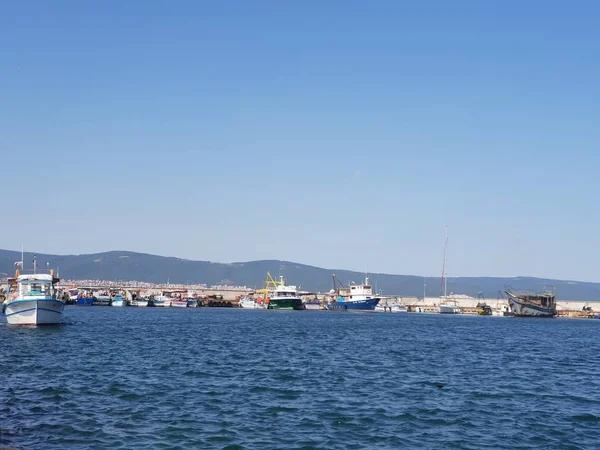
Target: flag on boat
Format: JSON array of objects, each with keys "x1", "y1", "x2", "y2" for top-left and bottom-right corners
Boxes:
[{"x1": 14, "y1": 261, "x2": 23, "y2": 267}]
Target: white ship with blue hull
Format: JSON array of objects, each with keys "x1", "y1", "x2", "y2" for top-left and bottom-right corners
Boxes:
[
  {"x1": 4, "y1": 271, "x2": 64, "y2": 325},
  {"x1": 327, "y1": 277, "x2": 380, "y2": 312}
]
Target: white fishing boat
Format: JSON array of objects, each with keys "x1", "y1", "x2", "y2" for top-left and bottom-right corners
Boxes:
[
  {"x1": 303, "y1": 297, "x2": 321, "y2": 310},
  {"x1": 493, "y1": 303, "x2": 512, "y2": 317},
  {"x1": 150, "y1": 294, "x2": 171, "y2": 307},
  {"x1": 439, "y1": 299, "x2": 460, "y2": 314},
  {"x1": 171, "y1": 298, "x2": 187, "y2": 308},
  {"x1": 129, "y1": 297, "x2": 149, "y2": 307},
  {"x1": 375, "y1": 298, "x2": 408, "y2": 313},
  {"x1": 239, "y1": 296, "x2": 267, "y2": 309},
  {"x1": 112, "y1": 294, "x2": 125, "y2": 307},
  {"x1": 4, "y1": 268, "x2": 65, "y2": 325},
  {"x1": 93, "y1": 294, "x2": 111, "y2": 306}
]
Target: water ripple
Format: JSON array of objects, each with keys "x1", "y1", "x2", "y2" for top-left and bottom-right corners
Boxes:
[{"x1": 2, "y1": 308, "x2": 600, "y2": 448}]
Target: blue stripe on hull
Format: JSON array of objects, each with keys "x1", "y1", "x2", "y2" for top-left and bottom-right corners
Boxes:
[{"x1": 328, "y1": 298, "x2": 380, "y2": 311}]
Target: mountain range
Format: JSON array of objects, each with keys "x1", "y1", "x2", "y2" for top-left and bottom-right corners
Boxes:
[{"x1": 1, "y1": 249, "x2": 599, "y2": 301}]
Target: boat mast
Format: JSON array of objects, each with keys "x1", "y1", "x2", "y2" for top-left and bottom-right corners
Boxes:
[{"x1": 440, "y1": 226, "x2": 448, "y2": 298}]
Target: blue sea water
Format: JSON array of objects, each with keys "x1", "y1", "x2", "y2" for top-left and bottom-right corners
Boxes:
[{"x1": 2, "y1": 308, "x2": 600, "y2": 449}]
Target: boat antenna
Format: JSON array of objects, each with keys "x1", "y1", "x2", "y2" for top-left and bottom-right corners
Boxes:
[
  {"x1": 21, "y1": 244, "x2": 24, "y2": 271},
  {"x1": 440, "y1": 226, "x2": 448, "y2": 298}
]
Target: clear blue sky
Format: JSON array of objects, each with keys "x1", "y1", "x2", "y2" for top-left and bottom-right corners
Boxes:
[{"x1": 1, "y1": 1, "x2": 599, "y2": 281}]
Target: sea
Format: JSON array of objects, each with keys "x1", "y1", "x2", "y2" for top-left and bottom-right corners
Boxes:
[{"x1": 1, "y1": 308, "x2": 600, "y2": 449}]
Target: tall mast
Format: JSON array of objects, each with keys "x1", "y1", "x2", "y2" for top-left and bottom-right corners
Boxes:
[
  {"x1": 440, "y1": 226, "x2": 448, "y2": 298},
  {"x1": 21, "y1": 244, "x2": 24, "y2": 271}
]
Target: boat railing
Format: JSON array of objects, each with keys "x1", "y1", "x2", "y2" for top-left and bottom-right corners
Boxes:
[{"x1": 17, "y1": 268, "x2": 55, "y2": 276}]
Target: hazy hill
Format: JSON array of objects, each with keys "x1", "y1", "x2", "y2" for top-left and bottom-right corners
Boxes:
[{"x1": 1, "y1": 249, "x2": 599, "y2": 300}]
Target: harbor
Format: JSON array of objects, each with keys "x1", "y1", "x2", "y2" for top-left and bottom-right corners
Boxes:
[{"x1": 3, "y1": 269, "x2": 599, "y2": 321}]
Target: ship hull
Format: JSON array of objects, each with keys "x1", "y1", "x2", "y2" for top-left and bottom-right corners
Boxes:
[
  {"x1": 5, "y1": 299, "x2": 65, "y2": 325},
  {"x1": 76, "y1": 297, "x2": 94, "y2": 306},
  {"x1": 508, "y1": 297, "x2": 556, "y2": 318},
  {"x1": 268, "y1": 298, "x2": 304, "y2": 310},
  {"x1": 439, "y1": 304, "x2": 460, "y2": 314},
  {"x1": 327, "y1": 298, "x2": 380, "y2": 311}
]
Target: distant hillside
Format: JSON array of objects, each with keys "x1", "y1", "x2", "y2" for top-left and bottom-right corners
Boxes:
[{"x1": 1, "y1": 249, "x2": 599, "y2": 300}]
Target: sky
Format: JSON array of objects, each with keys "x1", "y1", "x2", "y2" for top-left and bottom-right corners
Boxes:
[{"x1": 1, "y1": 1, "x2": 599, "y2": 281}]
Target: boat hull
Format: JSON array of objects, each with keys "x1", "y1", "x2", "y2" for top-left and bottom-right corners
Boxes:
[
  {"x1": 439, "y1": 304, "x2": 460, "y2": 314},
  {"x1": 171, "y1": 301, "x2": 187, "y2": 308},
  {"x1": 508, "y1": 297, "x2": 556, "y2": 317},
  {"x1": 76, "y1": 297, "x2": 94, "y2": 306},
  {"x1": 5, "y1": 299, "x2": 65, "y2": 325},
  {"x1": 93, "y1": 296, "x2": 111, "y2": 306},
  {"x1": 303, "y1": 302, "x2": 321, "y2": 310},
  {"x1": 130, "y1": 300, "x2": 148, "y2": 307},
  {"x1": 151, "y1": 301, "x2": 170, "y2": 307},
  {"x1": 327, "y1": 298, "x2": 380, "y2": 311},
  {"x1": 268, "y1": 298, "x2": 304, "y2": 310}
]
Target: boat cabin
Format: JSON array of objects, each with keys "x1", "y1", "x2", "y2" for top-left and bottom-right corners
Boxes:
[
  {"x1": 273, "y1": 276, "x2": 299, "y2": 298},
  {"x1": 349, "y1": 277, "x2": 374, "y2": 300},
  {"x1": 17, "y1": 273, "x2": 55, "y2": 298}
]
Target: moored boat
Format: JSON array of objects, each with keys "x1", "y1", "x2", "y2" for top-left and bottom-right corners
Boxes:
[
  {"x1": 266, "y1": 273, "x2": 303, "y2": 310},
  {"x1": 112, "y1": 294, "x2": 125, "y2": 307},
  {"x1": 186, "y1": 298, "x2": 198, "y2": 308},
  {"x1": 506, "y1": 288, "x2": 556, "y2": 318},
  {"x1": 476, "y1": 302, "x2": 492, "y2": 315},
  {"x1": 303, "y1": 297, "x2": 321, "y2": 310},
  {"x1": 492, "y1": 303, "x2": 513, "y2": 317},
  {"x1": 129, "y1": 296, "x2": 149, "y2": 307},
  {"x1": 149, "y1": 294, "x2": 171, "y2": 307},
  {"x1": 76, "y1": 294, "x2": 94, "y2": 306},
  {"x1": 93, "y1": 294, "x2": 111, "y2": 306},
  {"x1": 239, "y1": 296, "x2": 262, "y2": 309},
  {"x1": 439, "y1": 299, "x2": 460, "y2": 314},
  {"x1": 4, "y1": 268, "x2": 65, "y2": 325},
  {"x1": 171, "y1": 297, "x2": 187, "y2": 308},
  {"x1": 326, "y1": 276, "x2": 380, "y2": 312}
]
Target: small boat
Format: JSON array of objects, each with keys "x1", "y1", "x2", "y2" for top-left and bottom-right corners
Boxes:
[
  {"x1": 186, "y1": 298, "x2": 198, "y2": 308},
  {"x1": 149, "y1": 294, "x2": 171, "y2": 307},
  {"x1": 112, "y1": 294, "x2": 125, "y2": 307},
  {"x1": 505, "y1": 287, "x2": 556, "y2": 318},
  {"x1": 4, "y1": 267, "x2": 65, "y2": 325},
  {"x1": 171, "y1": 298, "x2": 187, "y2": 308},
  {"x1": 439, "y1": 299, "x2": 460, "y2": 314},
  {"x1": 93, "y1": 294, "x2": 111, "y2": 306},
  {"x1": 239, "y1": 297, "x2": 259, "y2": 309},
  {"x1": 476, "y1": 302, "x2": 492, "y2": 315},
  {"x1": 67, "y1": 288, "x2": 79, "y2": 305},
  {"x1": 303, "y1": 297, "x2": 321, "y2": 310},
  {"x1": 129, "y1": 296, "x2": 149, "y2": 307},
  {"x1": 265, "y1": 273, "x2": 304, "y2": 310},
  {"x1": 492, "y1": 303, "x2": 513, "y2": 317},
  {"x1": 326, "y1": 276, "x2": 380, "y2": 312},
  {"x1": 375, "y1": 298, "x2": 407, "y2": 313}
]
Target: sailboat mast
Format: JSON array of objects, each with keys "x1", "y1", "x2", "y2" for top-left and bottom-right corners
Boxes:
[{"x1": 440, "y1": 226, "x2": 448, "y2": 298}]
